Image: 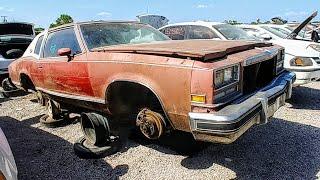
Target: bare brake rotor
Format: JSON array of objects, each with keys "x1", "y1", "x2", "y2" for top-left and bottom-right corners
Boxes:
[{"x1": 136, "y1": 108, "x2": 165, "y2": 139}]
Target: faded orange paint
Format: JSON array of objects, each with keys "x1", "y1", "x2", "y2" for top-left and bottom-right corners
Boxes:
[{"x1": 8, "y1": 23, "x2": 283, "y2": 132}]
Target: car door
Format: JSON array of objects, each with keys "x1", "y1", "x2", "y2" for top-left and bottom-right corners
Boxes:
[{"x1": 40, "y1": 27, "x2": 93, "y2": 96}]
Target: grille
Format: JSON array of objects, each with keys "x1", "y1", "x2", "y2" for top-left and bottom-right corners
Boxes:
[
  {"x1": 242, "y1": 56, "x2": 277, "y2": 95},
  {"x1": 313, "y1": 57, "x2": 320, "y2": 64}
]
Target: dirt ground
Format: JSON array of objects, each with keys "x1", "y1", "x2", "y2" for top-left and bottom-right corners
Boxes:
[{"x1": 0, "y1": 82, "x2": 319, "y2": 180}]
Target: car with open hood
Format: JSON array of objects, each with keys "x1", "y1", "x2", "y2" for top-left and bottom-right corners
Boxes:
[
  {"x1": 6, "y1": 21, "x2": 295, "y2": 145},
  {"x1": 0, "y1": 22, "x2": 35, "y2": 80},
  {"x1": 239, "y1": 12, "x2": 320, "y2": 86}
]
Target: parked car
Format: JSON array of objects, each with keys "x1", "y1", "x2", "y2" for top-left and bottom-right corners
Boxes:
[
  {"x1": 159, "y1": 21, "x2": 257, "y2": 41},
  {"x1": 0, "y1": 128, "x2": 18, "y2": 180},
  {"x1": 239, "y1": 24, "x2": 320, "y2": 86},
  {"x1": 137, "y1": 14, "x2": 169, "y2": 29},
  {"x1": 0, "y1": 22, "x2": 35, "y2": 80},
  {"x1": 259, "y1": 24, "x2": 310, "y2": 40},
  {"x1": 7, "y1": 21, "x2": 295, "y2": 146}
]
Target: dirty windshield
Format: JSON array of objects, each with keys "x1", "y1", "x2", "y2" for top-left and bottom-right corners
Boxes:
[
  {"x1": 80, "y1": 23, "x2": 170, "y2": 49},
  {"x1": 0, "y1": 23, "x2": 34, "y2": 36},
  {"x1": 213, "y1": 24, "x2": 257, "y2": 41},
  {"x1": 260, "y1": 26, "x2": 288, "y2": 38}
]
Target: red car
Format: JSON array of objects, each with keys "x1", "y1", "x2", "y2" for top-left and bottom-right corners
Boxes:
[{"x1": 7, "y1": 21, "x2": 295, "y2": 145}]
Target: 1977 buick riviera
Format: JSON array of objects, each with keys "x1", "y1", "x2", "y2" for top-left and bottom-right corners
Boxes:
[{"x1": 7, "y1": 21, "x2": 295, "y2": 144}]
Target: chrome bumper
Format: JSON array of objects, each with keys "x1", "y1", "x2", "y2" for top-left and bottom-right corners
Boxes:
[
  {"x1": 0, "y1": 68, "x2": 8, "y2": 75},
  {"x1": 189, "y1": 71, "x2": 296, "y2": 144}
]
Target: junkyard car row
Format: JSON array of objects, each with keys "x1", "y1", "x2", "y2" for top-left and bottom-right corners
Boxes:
[{"x1": 0, "y1": 10, "x2": 320, "y2": 179}]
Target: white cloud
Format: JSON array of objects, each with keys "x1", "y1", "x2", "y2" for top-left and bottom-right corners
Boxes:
[
  {"x1": 6, "y1": 8, "x2": 14, "y2": 12},
  {"x1": 0, "y1": 6, "x2": 14, "y2": 12},
  {"x1": 284, "y1": 11, "x2": 308, "y2": 17},
  {"x1": 196, "y1": 4, "x2": 208, "y2": 9},
  {"x1": 97, "y1": 12, "x2": 112, "y2": 17}
]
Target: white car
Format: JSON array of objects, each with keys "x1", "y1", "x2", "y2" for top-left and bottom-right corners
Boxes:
[
  {"x1": 259, "y1": 24, "x2": 310, "y2": 40},
  {"x1": 159, "y1": 21, "x2": 257, "y2": 41},
  {"x1": 0, "y1": 22, "x2": 35, "y2": 79},
  {"x1": 0, "y1": 128, "x2": 18, "y2": 180},
  {"x1": 239, "y1": 24, "x2": 320, "y2": 86}
]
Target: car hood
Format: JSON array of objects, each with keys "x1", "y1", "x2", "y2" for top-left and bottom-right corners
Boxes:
[
  {"x1": 93, "y1": 40, "x2": 272, "y2": 61},
  {"x1": 288, "y1": 11, "x2": 317, "y2": 39},
  {"x1": 272, "y1": 39, "x2": 320, "y2": 57}
]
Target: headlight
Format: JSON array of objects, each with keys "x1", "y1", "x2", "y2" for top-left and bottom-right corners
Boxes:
[
  {"x1": 214, "y1": 65, "x2": 239, "y2": 89},
  {"x1": 308, "y1": 44, "x2": 320, "y2": 52},
  {"x1": 290, "y1": 57, "x2": 314, "y2": 67}
]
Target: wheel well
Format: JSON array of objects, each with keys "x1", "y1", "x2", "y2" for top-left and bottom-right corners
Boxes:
[
  {"x1": 20, "y1": 73, "x2": 35, "y2": 91},
  {"x1": 106, "y1": 81, "x2": 169, "y2": 125}
]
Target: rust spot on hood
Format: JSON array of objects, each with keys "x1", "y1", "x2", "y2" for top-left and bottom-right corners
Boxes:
[{"x1": 92, "y1": 40, "x2": 272, "y2": 62}]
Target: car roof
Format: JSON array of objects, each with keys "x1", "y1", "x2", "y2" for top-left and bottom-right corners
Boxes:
[
  {"x1": 160, "y1": 21, "x2": 225, "y2": 29},
  {"x1": 0, "y1": 22, "x2": 34, "y2": 26},
  {"x1": 49, "y1": 20, "x2": 143, "y2": 31}
]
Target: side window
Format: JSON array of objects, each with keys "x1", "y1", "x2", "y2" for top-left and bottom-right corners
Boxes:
[
  {"x1": 187, "y1": 25, "x2": 220, "y2": 39},
  {"x1": 43, "y1": 28, "x2": 81, "y2": 58},
  {"x1": 160, "y1": 26, "x2": 186, "y2": 40},
  {"x1": 34, "y1": 35, "x2": 44, "y2": 55}
]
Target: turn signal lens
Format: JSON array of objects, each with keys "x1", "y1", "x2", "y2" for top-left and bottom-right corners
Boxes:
[
  {"x1": 290, "y1": 57, "x2": 313, "y2": 67},
  {"x1": 295, "y1": 58, "x2": 304, "y2": 66},
  {"x1": 0, "y1": 171, "x2": 6, "y2": 180},
  {"x1": 191, "y1": 95, "x2": 206, "y2": 103}
]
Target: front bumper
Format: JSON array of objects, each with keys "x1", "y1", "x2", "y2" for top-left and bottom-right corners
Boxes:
[
  {"x1": 189, "y1": 71, "x2": 296, "y2": 144},
  {"x1": 286, "y1": 68, "x2": 320, "y2": 86}
]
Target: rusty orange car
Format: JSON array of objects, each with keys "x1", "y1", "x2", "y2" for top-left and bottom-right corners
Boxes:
[{"x1": 7, "y1": 21, "x2": 295, "y2": 144}]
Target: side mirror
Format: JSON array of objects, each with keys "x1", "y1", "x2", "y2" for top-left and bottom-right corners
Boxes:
[
  {"x1": 57, "y1": 48, "x2": 73, "y2": 61},
  {"x1": 260, "y1": 33, "x2": 272, "y2": 41}
]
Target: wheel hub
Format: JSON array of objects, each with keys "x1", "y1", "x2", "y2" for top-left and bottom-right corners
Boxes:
[{"x1": 136, "y1": 108, "x2": 164, "y2": 139}]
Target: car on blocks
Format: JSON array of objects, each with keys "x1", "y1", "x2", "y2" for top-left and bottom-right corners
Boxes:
[{"x1": 4, "y1": 21, "x2": 295, "y2": 158}]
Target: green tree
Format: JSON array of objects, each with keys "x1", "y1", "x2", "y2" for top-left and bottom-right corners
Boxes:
[
  {"x1": 34, "y1": 27, "x2": 45, "y2": 35},
  {"x1": 251, "y1": 19, "x2": 271, "y2": 25},
  {"x1": 224, "y1": 20, "x2": 242, "y2": 25},
  {"x1": 271, "y1": 17, "x2": 287, "y2": 25},
  {"x1": 50, "y1": 14, "x2": 74, "y2": 28}
]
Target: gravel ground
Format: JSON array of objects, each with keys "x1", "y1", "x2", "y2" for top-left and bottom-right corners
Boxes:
[{"x1": 0, "y1": 83, "x2": 320, "y2": 180}]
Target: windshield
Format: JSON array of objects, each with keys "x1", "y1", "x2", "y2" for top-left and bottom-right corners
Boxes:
[
  {"x1": 285, "y1": 26, "x2": 309, "y2": 38},
  {"x1": 213, "y1": 24, "x2": 258, "y2": 40},
  {"x1": 80, "y1": 23, "x2": 170, "y2": 49},
  {"x1": 0, "y1": 23, "x2": 34, "y2": 36},
  {"x1": 260, "y1": 26, "x2": 288, "y2": 39}
]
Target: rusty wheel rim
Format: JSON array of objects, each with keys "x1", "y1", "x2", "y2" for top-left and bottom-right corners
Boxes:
[{"x1": 136, "y1": 108, "x2": 164, "y2": 139}]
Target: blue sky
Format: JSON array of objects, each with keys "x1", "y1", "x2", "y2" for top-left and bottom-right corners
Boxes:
[{"x1": 0, "y1": 0, "x2": 319, "y2": 28}]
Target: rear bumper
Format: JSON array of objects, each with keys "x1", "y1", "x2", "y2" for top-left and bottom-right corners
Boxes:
[
  {"x1": 0, "y1": 68, "x2": 9, "y2": 76},
  {"x1": 188, "y1": 71, "x2": 296, "y2": 144}
]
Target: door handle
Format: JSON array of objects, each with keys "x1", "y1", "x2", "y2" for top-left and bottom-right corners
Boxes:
[{"x1": 38, "y1": 66, "x2": 43, "y2": 69}]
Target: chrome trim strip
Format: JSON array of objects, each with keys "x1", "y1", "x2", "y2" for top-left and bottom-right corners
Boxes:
[
  {"x1": 244, "y1": 48, "x2": 278, "y2": 66},
  {"x1": 37, "y1": 87, "x2": 105, "y2": 104}
]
